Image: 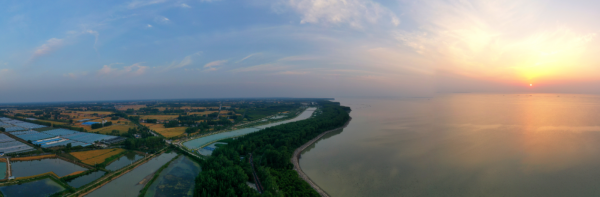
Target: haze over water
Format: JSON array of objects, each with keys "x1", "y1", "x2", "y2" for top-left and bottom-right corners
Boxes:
[{"x1": 300, "y1": 94, "x2": 600, "y2": 197}]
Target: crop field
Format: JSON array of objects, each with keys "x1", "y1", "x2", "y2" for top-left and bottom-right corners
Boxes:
[
  {"x1": 12, "y1": 154, "x2": 56, "y2": 161},
  {"x1": 116, "y1": 105, "x2": 147, "y2": 111},
  {"x1": 71, "y1": 148, "x2": 125, "y2": 165},
  {"x1": 180, "y1": 106, "x2": 207, "y2": 110},
  {"x1": 140, "y1": 115, "x2": 179, "y2": 121},
  {"x1": 142, "y1": 123, "x2": 187, "y2": 138},
  {"x1": 92, "y1": 124, "x2": 135, "y2": 135}
]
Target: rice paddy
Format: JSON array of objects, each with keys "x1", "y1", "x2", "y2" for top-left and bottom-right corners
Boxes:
[
  {"x1": 92, "y1": 124, "x2": 135, "y2": 135},
  {"x1": 70, "y1": 148, "x2": 126, "y2": 165}
]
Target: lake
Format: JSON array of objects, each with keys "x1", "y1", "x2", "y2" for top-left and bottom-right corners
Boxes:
[
  {"x1": 183, "y1": 107, "x2": 316, "y2": 149},
  {"x1": 85, "y1": 152, "x2": 178, "y2": 197},
  {"x1": 11, "y1": 158, "x2": 87, "y2": 177},
  {"x1": 144, "y1": 156, "x2": 201, "y2": 197},
  {"x1": 300, "y1": 95, "x2": 600, "y2": 196},
  {"x1": 0, "y1": 178, "x2": 65, "y2": 197}
]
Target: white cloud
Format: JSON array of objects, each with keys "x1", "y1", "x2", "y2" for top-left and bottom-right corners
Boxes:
[
  {"x1": 204, "y1": 60, "x2": 228, "y2": 68},
  {"x1": 147, "y1": 24, "x2": 153, "y2": 28},
  {"x1": 98, "y1": 63, "x2": 148, "y2": 76},
  {"x1": 236, "y1": 53, "x2": 261, "y2": 63},
  {"x1": 155, "y1": 16, "x2": 170, "y2": 23},
  {"x1": 278, "y1": 0, "x2": 399, "y2": 28},
  {"x1": 181, "y1": 3, "x2": 191, "y2": 8},
  {"x1": 127, "y1": 0, "x2": 168, "y2": 9},
  {"x1": 31, "y1": 38, "x2": 64, "y2": 60},
  {"x1": 164, "y1": 52, "x2": 202, "y2": 70},
  {"x1": 231, "y1": 64, "x2": 289, "y2": 72}
]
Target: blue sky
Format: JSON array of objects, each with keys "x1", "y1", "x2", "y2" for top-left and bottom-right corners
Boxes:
[{"x1": 2, "y1": 0, "x2": 600, "y2": 102}]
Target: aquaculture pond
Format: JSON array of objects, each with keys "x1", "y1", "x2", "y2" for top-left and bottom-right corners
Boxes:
[
  {"x1": 0, "y1": 162, "x2": 6, "y2": 179},
  {"x1": 144, "y1": 156, "x2": 201, "y2": 197},
  {"x1": 0, "y1": 178, "x2": 65, "y2": 197},
  {"x1": 105, "y1": 152, "x2": 145, "y2": 171},
  {"x1": 85, "y1": 152, "x2": 178, "y2": 197},
  {"x1": 11, "y1": 158, "x2": 87, "y2": 177},
  {"x1": 183, "y1": 107, "x2": 316, "y2": 149},
  {"x1": 66, "y1": 171, "x2": 106, "y2": 188}
]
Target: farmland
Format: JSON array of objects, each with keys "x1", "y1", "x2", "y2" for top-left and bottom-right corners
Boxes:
[
  {"x1": 142, "y1": 123, "x2": 186, "y2": 138},
  {"x1": 92, "y1": 124, "x2": 135, "y2": 135},
  {"x1": 70, "y1": 148, "x2": 126, "y2": 165},
  {"x1": 140, "y1": 115, "x2": 179, "y2": 121}
]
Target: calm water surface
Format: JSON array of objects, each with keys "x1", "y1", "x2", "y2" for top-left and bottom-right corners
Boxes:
[
  {"x1": 184, "y1": 107, "x2": 316, "y2": 149},
  {"x1": 144, "y1": 156, "x2": 201, "y2": 197},
  {"x1": 11, "y1": 158, "x2": 86, "y2": 177},
  {"x1": 0, "y1": 178, "x2": 65, "y2": 197},
  {"x1": 67, "y1": 171, "x2": 106, "y2": 188},
  {"x1": 105, "y1": 152, "x2": 144, "y2": 171},
  {"x1": 86, "y1": 152, "x2": 177, "y2": 197},
  {"x1": 300, "y1": 95, "x2": 600, "y2": 197}
]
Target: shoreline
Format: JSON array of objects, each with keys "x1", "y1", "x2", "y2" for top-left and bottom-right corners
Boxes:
[{"x1": 291, "y1": 117, "x2": 352, "y2": 197}]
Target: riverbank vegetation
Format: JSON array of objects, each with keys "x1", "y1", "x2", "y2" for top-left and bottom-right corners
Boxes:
[{"x1": 195, "y1": 101, "x2": 350, "y2": 196}]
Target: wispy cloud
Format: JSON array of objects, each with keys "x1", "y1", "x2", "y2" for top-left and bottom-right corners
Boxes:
[
  {"x1": 236, "y1": 53, "x2": 261, "y2": 63},
  {"x1": 203, "y1": 60, "x2": 228, "y2": 71},
  {"x1": 180, "y1": 3, "x2": 191, "y2": 8},
  {"x1": 155, "y1": 16, "x2": 170, "y2": 23},
  {"x1": 231, "y1": 64, "x2": 288, "y2": 72},
  {"x1": 277, "y1": 0, "x2": 399, "y2": 28},
  {"x1": 127, "y1": 0, "x2": 168, "y2": 9},
  {"x1": 31, "y1": 38, "x2": 64, "y2": 61},
  {"x1": 164, "y1": 52, "x2": 202, "y2": 70},
  {"x1": 98, "y1": 63, "x2": 148, "y2": 76}
]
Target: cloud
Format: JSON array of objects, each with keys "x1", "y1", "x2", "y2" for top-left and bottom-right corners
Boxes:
[
  {"x1": 85, "y1": 30, "x2": 100, "y2": 52},
  {"x1": 278, "y1": 0, "x2": 399, "y2": 28},
  {"x1": 181, "y1": 3, "x2": 191, "y2": 8},
  {"x1": 155, "y1": 16, "x2": 170, "y2": 23},
  {"x1": 147, "y1": 24, "x2": 153, "y2": 28},
  {"x1": 231, "y1": 64, "x2": 289, "y2": 72},
  {"x1": 236, "y1": 53, "x2": 261, "y2": 63},
  {"x1": 203, "y1": 60, "x2": 228, "y2": 69},
  {"x1": 63, "y1": 72, "x2": 88, "y2": 79},
  {"x1": 98, "y1": 63, "x2": 148, "y2": 76},
  {"x1": 127, "y1": 0, "x2": 168, "y2": 9},
  {"x1": 31, "y1": 38, "x2": 64, "y2": 60},
  {"x1": 164, "y1": 52, "x2": 202, "y2": 70}
]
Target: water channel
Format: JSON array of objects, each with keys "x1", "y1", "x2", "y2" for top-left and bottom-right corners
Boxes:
[
  {"x1": 183, "y1": 107, "x2": 316, "y2": 149},
  {"x1": 85, "y1": 152, "x2": 178, "y2": 197},
  {"x1": 105, "y1": 152, "x2": 145, "y2": 171},
  {"x1": 67, "y1": 171, "x2": 106, "y2": 188}
]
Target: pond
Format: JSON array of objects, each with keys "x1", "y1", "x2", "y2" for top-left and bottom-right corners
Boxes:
[
  {"x1": 0, "y1": 178, "x2": 65, "y2": 197},
  {"x1": 11, "y1": 158, "x2": 87, "y2": 177},
  {"x1": 183, "y1": 107, "x2": 316, "y2": 149},
  {"x1": 105, "y1": 152, "x2": 145, "y2": 171},
  {"x1": 66, "y1": 171, "x2": 106, "y2": 188},
  {"x1": 144, "y1": 156, "x2": 201, "y2": 197},
  {"x1": 0, "y1": 162, "x2": 6, "y2": 179},
  {"x1": 85, "y1": 152, "x2": 178, "y2": 197}
]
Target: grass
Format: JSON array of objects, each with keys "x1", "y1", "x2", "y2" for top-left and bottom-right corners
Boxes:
[
  {"x1": 92, "y1": 124, "x2": 135, "y2": 135},
  {"x1": 140, "y1": 115, "x2": 179, "y2": 121},
  {"x1": 142, "y1": 123, "x2": 187, "y2": 138},
  {"x1": 70, "y1": 148, "x2": 126, "y2": 165}
]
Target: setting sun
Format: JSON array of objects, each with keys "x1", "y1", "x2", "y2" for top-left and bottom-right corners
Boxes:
[{"x1": 530, "y1": 84, "x2": 533, "y2": 87}]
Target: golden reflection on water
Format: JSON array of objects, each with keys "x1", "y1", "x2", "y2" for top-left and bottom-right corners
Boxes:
[{"x1": 300, "y1": 94, "x2": 600, "y2": 197}]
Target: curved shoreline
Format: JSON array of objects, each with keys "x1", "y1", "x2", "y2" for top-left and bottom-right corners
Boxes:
[{"x1": 291, "y1": 117, "x2": 352, "y2": 197}]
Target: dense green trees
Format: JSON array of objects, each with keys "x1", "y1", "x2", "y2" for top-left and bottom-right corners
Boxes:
[
  {"x1": 91, "y1": 123, "x2": 103, "y2": 129},
  {"x1": 0, "y1": 127, "x2": 4, "y2": 132},
  {"x1": 124, "y1": 137, "x2": 165, "y2": 153},
  {"x1": 195, "y1": 101, "x2": 350, "y2": 197}
]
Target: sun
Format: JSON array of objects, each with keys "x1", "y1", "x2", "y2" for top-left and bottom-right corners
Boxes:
[{"x1": 530, "y1": 83, "x2": 533, "y2": 87}]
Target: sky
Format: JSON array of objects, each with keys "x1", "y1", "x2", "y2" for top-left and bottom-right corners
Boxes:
[{"x1": 1, "y1": 0, "x2": 600, "y2": 103}]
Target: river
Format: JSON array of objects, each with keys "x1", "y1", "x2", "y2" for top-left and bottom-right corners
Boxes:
[{"x1": 300, "y1": 95, "x2": 600, "y2": 196}]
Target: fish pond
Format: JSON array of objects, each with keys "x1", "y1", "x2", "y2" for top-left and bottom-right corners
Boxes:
[
  {"x1": 11, "y1": 158, "x2": 87, "y2": 177},
  {"x1": 0, "y1": 178, "x2": 65, "y2": 197},
  {"x1": 144, "y1": 156, "x2": 201, "y2": 197},
  {"x1": 183, "y1": 107, "x2": 316, "y2": 149},
  {"x1": 66, "y1": 171, "x2": 106, "y2": 188},
  {"x1": 85, "y1": 152, "x2": 178, "y2": 197},
  {"x1": 105, "y1": 152, "x2": 145, "y2": 171},
  {"x1": 0, "y1": 162, "x2": 6, "y2": 179}
]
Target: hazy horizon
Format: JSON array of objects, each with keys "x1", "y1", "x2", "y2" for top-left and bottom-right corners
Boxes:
[{"x1": 3, "y1": 0, "x2": 600, "y2": 102}]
